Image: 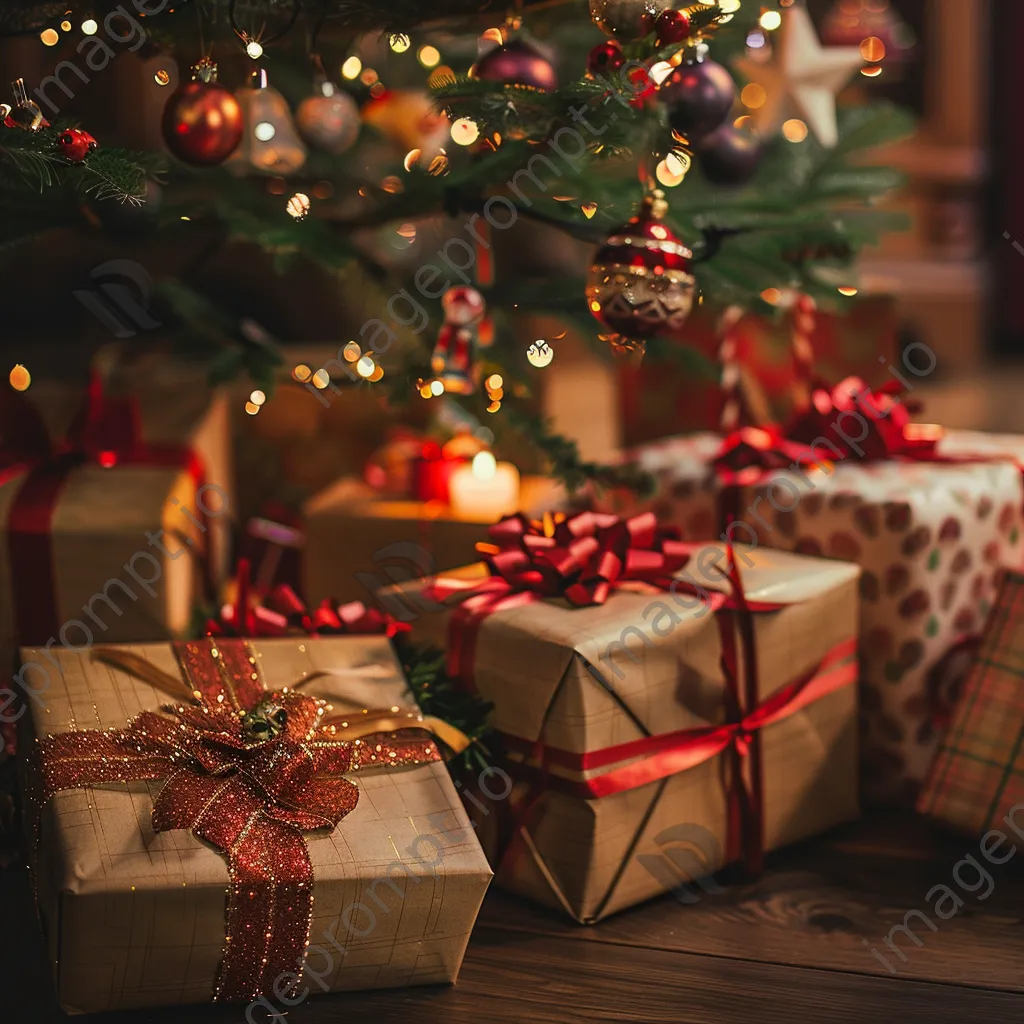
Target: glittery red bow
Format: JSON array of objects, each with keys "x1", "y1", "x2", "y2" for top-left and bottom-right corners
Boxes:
[
  {"x1": 35, "y1": 638, "x2": 440, "y2": 1003},
  {"x1": 784, "y1": 375, "x2": 939, "y2": 461},
  {"x1": 209, "y1": 558, "x2": 411, "y2": 639}
]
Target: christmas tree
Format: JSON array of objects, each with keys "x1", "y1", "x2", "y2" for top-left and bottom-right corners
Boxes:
[{"x1": 0, "y1": 0, "x2": 912, "y2": 495}]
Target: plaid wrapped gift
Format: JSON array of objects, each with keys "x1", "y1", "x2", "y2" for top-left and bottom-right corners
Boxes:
[{"x1": 918, "y1": 571, "x2": 1024, "y2": 835}]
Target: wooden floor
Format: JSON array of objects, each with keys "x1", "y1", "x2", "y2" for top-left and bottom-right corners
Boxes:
[{"x1": 4, "y1": 812, "x2": 1024, "y2": 1023}]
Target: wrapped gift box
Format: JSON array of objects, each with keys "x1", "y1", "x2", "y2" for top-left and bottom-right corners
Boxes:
[
  {"x1": 607, "y1": 430, "x2": 1024, "y2": 805},
  {"x1": 303, "y1": 475, "x2": 565, "y2": 606},
  {"x1": 0, "y1": 383, "x2": 233, "y2": 689},
  {"x1": 20, "y1": 635, "x2": 491, "y2": 1013},
  {"x1": 918, "y1": 570, "x2": 1024, "y2": 837},
  {"x1": 387, "y1": 519, "x2": 860, "y2": 923}
]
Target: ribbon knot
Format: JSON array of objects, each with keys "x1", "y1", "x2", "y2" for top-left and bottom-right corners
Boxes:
[{"x1": 733, "y1": 726, "x2": 756, "y2": 757}]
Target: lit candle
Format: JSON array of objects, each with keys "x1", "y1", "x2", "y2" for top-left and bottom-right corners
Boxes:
[{"x1": 449, "y1": 451, "x2": 520, "y2": 522}]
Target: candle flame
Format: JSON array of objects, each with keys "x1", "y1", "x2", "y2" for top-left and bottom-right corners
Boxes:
[{"x1": 472, "y1": 451, "x2": 497, "y2": 481}]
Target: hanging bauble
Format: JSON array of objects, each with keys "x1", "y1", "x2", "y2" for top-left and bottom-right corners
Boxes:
[
  {"x1": 5, "y1": 77, "x2": 49, "y2": 131},
  {"x1": 655, "y1": 8, "x2": 691, "y2": 46},
  {"x1": 430, "y1": 287, "x2": 487, "y2": 395},
  {"x1": 696, "y1": 124, "x2": 762, "y2": 186},
  {"x1": 228, "y1": 68, "x2": 306, "y2": 176},
  {"x1": 660, "y1": 58, "x2": 736, "y2": 142},
  {"x1": 475, "y1": 40, "x2": 557, "y2": 91},
  {"x1": 585, "y1": 192, "x2": 696, "y2": 357},
  {"x1": 587, "y1": 40, "x2": 625, "y2": 76},
  {"x1": 589, "y1": 0, "x2": 674, "y2": 40},
  {"x1": 56, "y1": 127, "x2": 98, "y2": 163},
  {"x1": 296, "y1": 80, "x2": 360, "y2": 155},
  {"x1": 161, "y1": 58, "x2": 243, "y2": 167}
]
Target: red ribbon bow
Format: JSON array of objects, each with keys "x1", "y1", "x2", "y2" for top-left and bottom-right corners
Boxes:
[
  {"x1": 784, "y1": 375, "x2": 938, "y2": 461},
  {"x1": 476, "y1": 510, "x2": 695, "y2": 607},
  {"x1": 35, "y1": 639, "x2": 440, "y2": 1003},
  {"x1": 209, "y1": 558, "x2": 411, "y2": 639}
]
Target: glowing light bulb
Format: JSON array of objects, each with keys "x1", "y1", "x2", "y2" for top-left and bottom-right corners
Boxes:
[
  {"x1": 9, "y1": 364, "x2": 31, "y2": 391},
  {"x1": 246, "y1": 40, "x2": 264, "y2": 59},
  {"x1": 341, "y1": 57, "x2": 362, "y2": 80},
  {"x1": 418, "y1": 45, "x2": 441, "y2": 68},
  {"x1": 451, "y1": 118, "x2": 480, "y2": 146}
]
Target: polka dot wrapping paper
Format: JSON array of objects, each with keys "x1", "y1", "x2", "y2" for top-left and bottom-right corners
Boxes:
[{"x1": 605, "y1": 431, "x2": 1024, "y2": 806}]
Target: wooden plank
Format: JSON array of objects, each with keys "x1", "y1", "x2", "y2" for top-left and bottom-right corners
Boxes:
[
  {"x1": 475, "y1": 813, "x2": 1024, "y2": 993},
  {"x1": 5, "y1": 911, "x2": 1023, "y2": 1024},
  {"x1": 4, "y1": 813, "x2": 1024, "y2": 1022}
]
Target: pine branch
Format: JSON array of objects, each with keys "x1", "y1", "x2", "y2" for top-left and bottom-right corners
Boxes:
[
  {"x1": 0, "y1": 123, "x2": 156, "y2": 205},
  {"x1": 395, "y1": 637, "x2": 495, "y2": 776}
]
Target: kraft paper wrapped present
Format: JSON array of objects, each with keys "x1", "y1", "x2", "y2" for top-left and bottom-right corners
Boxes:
[
  {"x1": 20, "y1": 635, "x2": 491, "y2": 1013},
  {"x1": 386, "y1": 511, "x2": 861, "y2": 923},
  {"x1": 303, "y1": 474, "x2": 566, "y2": 606},
  {"x1": 606, "y1": 427, "x2": 1024, "y2": 805},
  {"x1": 0, "y1": 378, "x2": 233, "y2": 692},
  {"x1": 918, "y1": 571, "x2": 1024, "y2": 836}
]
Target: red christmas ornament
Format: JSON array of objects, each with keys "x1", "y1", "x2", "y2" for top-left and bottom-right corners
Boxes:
[
  {"x1": 655, "y1": 8, "x2": 691, "y2": 45},
  {"x1": 56, "y1": 127, "x2": 98, "y2": 163},
  {"x1": 475, "y1": 40, "x2": 557, "y2": 91},
  {"x1": 587, "y1": 40, "x2": 625, "y2": 75},
  {"x1": 161, "y1": 57, "x2": 243, "y2": 167},
  {"x1": 585, "y1": 192, "x2": 696, "y2": 357}
]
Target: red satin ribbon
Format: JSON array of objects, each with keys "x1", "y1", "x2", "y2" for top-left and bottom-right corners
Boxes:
[
  {"x1": 503, "y1": 637, "x2": 856, "y2": 790},
  {"x1": 209, "y1": 557, "x2": 411, "y2": 639},
  {"x1": 423, "y1": 510, "x2": 820, "y2": 875},
  {"x1": 1, "y1": 375, "x2": 206, "y2": 643},
  {"x1": 35, "y1": 638, "x2": 440, "y2": 1003}
]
